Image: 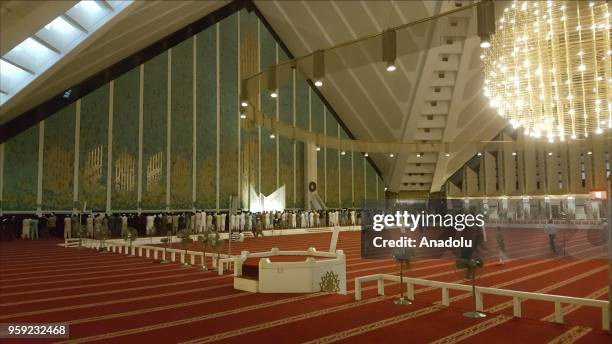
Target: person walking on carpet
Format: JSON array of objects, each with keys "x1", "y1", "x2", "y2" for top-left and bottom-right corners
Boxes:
[
  {"x1": 544, "y1": 219, "x2": 557, "y2": 255},
  {"x1": 495, "y1": 226, "x2": 507, "y2": 264}
]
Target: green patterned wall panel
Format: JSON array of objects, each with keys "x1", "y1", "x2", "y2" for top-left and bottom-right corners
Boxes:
[
  {"x1": 79, "y1": 85, "x2": 109, "y2": 211},
  {"x1": 311, "y1": 95, "x2": 325, "y2": 200},
  {"x1": 326, "y1": 110, "x2": 339, "y2": 208},
  {"x1": 170, "y1": 39, "x2": 194, "y2": 209},
  {"x1": 195, "y1": 29, "x2": 217, "y2": 209},
  {"x1": 3, "y1": 125, "x2": 39, "y2": 210},
  {"x1": 219, "y1": 14, "x2": 239, "y2": 209},
  {"x1": 1, "y1": 8, "x2": 384, "y2": 213},
  {"x1": 294, "y1": 80, "x2": 308, "y2": 209},
  {"x1": 42, "y1": 104, "x2": 75, "y2": 210},
  {"x1": 260, "y1": 24, "x2": 277, "y2": 196},
  {"x1": 354, "y1": 153, "x2": 365, "y2": 208},
  {"x1": 239, "y1": 9, "x2": 259, "y2": 209},
  {"x1": 340, "y1": 128, "x2": 352, "y2": 207},
  {"x1": 295, "y1": 80, "x2": 309, "y2": 130},
  {"x1": 141, "y1": 52, "x2": 168, "y2": 209},
  {"x1": 111, "y1": 67, "x2": 139, "y2": 210},
  {"x1": 366, "y1": 162, "x2": 377, "y2": 201},
  {"x1": 278, "y1": 50, "x2": 293, "y2": 207},
  {"x1": 294, "y1": 142, "x2": 305, "y2": 208}
]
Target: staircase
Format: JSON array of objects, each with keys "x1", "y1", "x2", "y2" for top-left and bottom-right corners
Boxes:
[{"x1": 400, "y1": 0, "x2": 473, "y2": 193}]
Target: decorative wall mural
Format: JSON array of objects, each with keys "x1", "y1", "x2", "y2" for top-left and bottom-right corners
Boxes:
[
  {"x1": 42, "y1": 104, "x2": 75, "y2": 210},
  {"x1": 0, "y1": 8, "x2": 381, "y2": 213},
  {"x1": 79, "y1": 84, "x2": 109, "y2": 211},
  {"x1": 112, "y1": 67, "x2": 139, "y2": 210},
  {"x1": 219, "y1": 14, "x2": 239, "y2": 210},
  {"x1": 171, "y1": 38, "x2": 194, "y2": 209},
  {"x1": 195, "y1": 27, "x2": 217, "y2": 210},
  {"x1": 3, "y1": 125, "x2": 38, "y2": 210},
  {"x1": 141, "y1": 52, "x2": 167, "y2": 210}
]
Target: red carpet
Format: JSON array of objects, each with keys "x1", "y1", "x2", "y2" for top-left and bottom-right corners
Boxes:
[{"x1": 0, "y1": 229, "x2": 609, "y2": 343}]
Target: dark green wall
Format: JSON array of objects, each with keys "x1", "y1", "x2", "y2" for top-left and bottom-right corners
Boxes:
[{"x1": 0, "y1": 9, "x2": 382, "y2": 213}]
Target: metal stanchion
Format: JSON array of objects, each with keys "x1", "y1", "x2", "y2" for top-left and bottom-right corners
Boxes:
[
  {"x1": 607, "y1": 177, "x2": 611, "y2": 333},
  {"x1": 457, "y1": 258, "x2": 486, "y2": 318},
  {"x1": 393, "y1": 249, "x2": 413, "y2": 305}
]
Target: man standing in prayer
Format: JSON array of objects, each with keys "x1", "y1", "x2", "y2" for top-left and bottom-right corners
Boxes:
[
  {"x1": 221, "y1": 212, "x2": 227, "y2": 232},
  {"x1": 22, "y1": 217, "x2": 31, "y2": 239},
  {"x1": 172, "y1": 213, "x2": 179, "y2": 234},
  {"x1": 146, "y1": 214, "x2": 155, "y2": 236},
  {"x1": 496, "y1": 226, "x2": 507, "y2": 264},
  {"x1": 30, "y1": 216, "x2": 39, "y2": 240},
  {"x1": 48, "y1": 213, "x2": 57, "y2": 237},
  {"x1": 86, "y1": 214, "x2": 94, "y2": 237},
  {"x1": 207, "y1": 212, "x2": 213, "y2": 231},
  {"x1": 64, "y1": 215, "x2": 72, "y2": 239},
  {"x1": 71, "y1": 214, "x2": 80, "y2": 238},
  {"x1": 121, "y1": 214, "x2": 128, "y2": 237}
]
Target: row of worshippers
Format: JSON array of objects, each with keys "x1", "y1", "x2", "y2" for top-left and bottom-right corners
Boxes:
[
  {"x1": 0, "y1": 214, "x2": 63, "y2": 240},
  {"x1": 0, "y1": 208, "x2": 362, "y2": 241}
]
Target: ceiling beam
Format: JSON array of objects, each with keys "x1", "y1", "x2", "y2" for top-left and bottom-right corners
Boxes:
[
  {"x1": 96, "y1": 0, "x2": 114, "y2": 11},
  {"x1": 1, "y1": 57, "x2": 35, "y2": 75},
  {"x1": 31, "y1": 35, "x2": 61, "y2": 55},
  {"x1": 61, "y1": 13, "x2": 88, "y2": 33}
]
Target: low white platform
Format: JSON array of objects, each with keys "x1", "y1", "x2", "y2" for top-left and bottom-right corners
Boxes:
[{"x1": 232, "y1": 247, "x2": 347, "y2": 295}]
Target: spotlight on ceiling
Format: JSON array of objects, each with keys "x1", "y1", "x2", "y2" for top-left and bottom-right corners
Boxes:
[
  {"x1": 313, "y1": 50, "x2": 325, "y2": 87},
  {"x1": 389, "y1": 153, "x2": 394, "y2": 158},
  {"x1": 477, "y1": 0, "x2": 495, "y2": 49},
  {"x1": 364, "y1": 152, "x2": 369, "y2": 157},
  {"x1": 341, "y1": 151, "x2": 346, "y2": 155},
  {"x1": 382, "y1": 29, "x2": 397, "y2": 72},
  {"x1": 316, "y1": 146, "x2": 321, "y2": 151},
  {"x1": 240, "y1": 114, "x2": 246, "y2": 119},
  {"x1": 445, "y1": 153, "x2": 450, "y2": 157},
  {"x1": 479, "y1": 38, "x2": 491, "y2": 49},
  {"x1": 270, "y1": 133, "x2": 275, "y2": 139}
]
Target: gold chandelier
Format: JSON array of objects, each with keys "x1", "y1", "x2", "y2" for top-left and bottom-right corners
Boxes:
[{"x1": 482, "y1": 1, "x2": 611, "y2": 142}]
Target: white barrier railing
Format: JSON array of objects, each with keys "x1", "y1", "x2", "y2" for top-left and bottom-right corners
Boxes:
[
  {"x1": 354, "y1": 274, "x2": 610, "y2": 331},
  {"x1": 68, "y1": 238, "x2": 230, "y2": 271}
]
